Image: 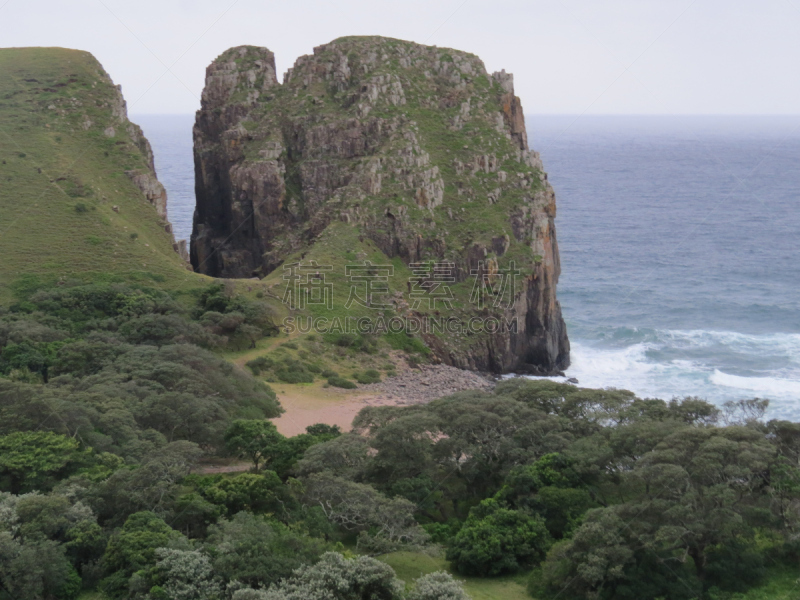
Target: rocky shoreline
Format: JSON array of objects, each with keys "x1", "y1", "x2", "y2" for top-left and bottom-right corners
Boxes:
[{"x1": 358, "y1": 363, "x2": 495, "y2": 406}]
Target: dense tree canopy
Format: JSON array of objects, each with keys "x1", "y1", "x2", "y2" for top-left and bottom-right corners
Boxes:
[{"x1": 2, "y1": 281, "x2": 800, "y2": 600}]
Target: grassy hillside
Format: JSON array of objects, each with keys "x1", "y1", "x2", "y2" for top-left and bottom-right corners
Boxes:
[{"x1": 0, "y1": 47, "x2": 207, "y2": 302}]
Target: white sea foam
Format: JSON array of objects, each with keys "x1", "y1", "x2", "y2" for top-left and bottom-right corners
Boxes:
[
  {"x1": 562, "y1": 340, "x2": 704, "y2": 399},
  {"x1": 524, "y1": 329, "x2": 800, "y2": 419},
  {"x1": 710, "y1": 370, "x2": 800, "y2": 397},
  {"x1": 661, "y1": 329, "x2": 800, "y2": 356}
]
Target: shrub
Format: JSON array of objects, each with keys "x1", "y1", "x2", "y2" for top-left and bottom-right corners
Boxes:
[
  {"x1": 259, "y1": 552, "x2": 402, "y2": 599},
  {"x1": 328, "y1": 376, "x2": 357, "y2": 389},
  {"x1": 385, "y1": 331, "x2": 430, "y2": 355},
  {"x1": 246, "y1": 356, "x2": 274, "y2": 375},
  {"x1": 305, "y1": 424, "x2": 341, "y2": 437},
  {"x1": 326, "y1": 332, "x2": 360, "y2": 348},
  {"x1": 321, "y1": 369, "x2": 338, "y2": 378},
  {"x1": 276, "y1": 369, "x2": 313, "y2": 384},
  {"x1": 74, "y1": 203, "x2": 88, "y2": 213},
  {"x1": 323, "y1": 333, "x2": 378, "y2": 354},
  {"x1": 355, "y1": 369, "x2": 381, "y2": 384},
  {"x1": 408, "y1": 572, "x2": 470, "y2": 600}
]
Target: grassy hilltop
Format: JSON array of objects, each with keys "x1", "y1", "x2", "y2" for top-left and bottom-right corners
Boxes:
[{"x1": 0, "y1": 47, "x2": 205, "y2": 302}]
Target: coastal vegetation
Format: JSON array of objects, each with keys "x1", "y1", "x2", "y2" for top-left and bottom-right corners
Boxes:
[{"x1": 0, "y1": 279, "x2": 798, "y2": 600}]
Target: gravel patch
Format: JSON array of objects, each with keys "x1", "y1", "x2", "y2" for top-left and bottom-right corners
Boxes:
[{"x1": 358, "y1": 364, "x2": 495, "y2": 405}]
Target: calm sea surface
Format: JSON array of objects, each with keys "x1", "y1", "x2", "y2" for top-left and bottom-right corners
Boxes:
[{"x1": 135, "y1": 114, "x2": 800, "y2": 418}]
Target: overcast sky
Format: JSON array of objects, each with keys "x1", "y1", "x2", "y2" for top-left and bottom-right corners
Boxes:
[{"x1": 1, "y1": 0, "x2": 799, "y2": 115}]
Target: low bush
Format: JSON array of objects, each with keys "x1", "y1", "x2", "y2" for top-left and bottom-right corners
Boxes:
[
  {"x1": 355, "y1": 369, "x2": 381, "y2": 384},
  {"x1": 385, "y1": 332, "x2": 430, "y2": 355},
  {"x1": 246, "y1": 356, "x2": 273, "y2": 375},
  {"x1": 328, "y1": 376, "x2": 357, "y2": 389},
  {"x1": 276, "y1": 369, "x2": 314, "y2": 384},
  {"x1": 323, "y1": 332, "x2": 378, "y2": 354}
]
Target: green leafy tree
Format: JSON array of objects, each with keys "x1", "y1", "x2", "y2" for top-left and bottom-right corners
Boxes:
[
  {"x1": 293, "y1": 434, "x2": 370, "y2": 480},
  {"x1": 259, "y1": 552, "x2": 404, "y2": 600},
  {"x1": 267, "y1": 425, "x2": 342, "y2": 479},
  {"x1": 169, "y1": 492, "x2": 221, "y2": 539},
  {"x1": 407, "y1": 572, "x2": 470, "y2": 600},
  {"x1": 100, "y1": 511, "x2": 186, "y2": 597},
  {"x1": 446, "y1": 498, "x2": 551, "y2": 576},
  {"x1": 195, "y1": 472, "x2": 291, "y2": 517},
  {"x1": 0, "y1": 533, "x2": 80, "y2": 600},
  {"x1": 0, "y1": 340, "x2": 68, "y2": 382},
  {"x1": 497, "y1": 454, "x2": 595, "y2": 538},
  {"x1": 0, "y1": 431, "x2": 84, "y2": 493},
  {"x1": 206, "y1": 512, "x2": 327, "y2": 589},
  {"x1": 224, "y1": 420, "x2": 285, "y2": 471},
  {"x1": 13, "y1": 493, "x2": 105, "y2": 567},
  {"x1": 301, "y1": 473, "x2": 430, "y2": 554},
  {"x1": 137, "y1": 548, "x2": 222, "y2": 600},
  {"x1": 540, "y1": 426, "x2": 775, "y2": 598},
  {"x1": 95, "y1": 441, "x2": 203, "y2": 524},
  {"x1": 538, "y1": 506, "x2": 701, "y2": 600}
]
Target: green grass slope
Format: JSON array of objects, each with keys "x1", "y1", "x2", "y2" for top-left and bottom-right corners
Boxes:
[
  {"x1": 0, "y1": 47, "x2": 205, "y2": 302},
  {"x1": 380, "y1": 551, "x2": 531, "y2": 600}
]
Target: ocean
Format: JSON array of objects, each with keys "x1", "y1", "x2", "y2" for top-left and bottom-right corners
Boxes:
[{"x1": 135, "y1": 114, "x2": 800, "y2": 419}]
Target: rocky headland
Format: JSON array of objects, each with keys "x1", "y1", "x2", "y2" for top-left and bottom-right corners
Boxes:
[{"x1": 191, "y1": 36, "x2": 569, "y2": 374}]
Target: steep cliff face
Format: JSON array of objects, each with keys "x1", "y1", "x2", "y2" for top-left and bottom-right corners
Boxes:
[{"x1": 191, "y1": 37, "x2": 569, "y2": 374}]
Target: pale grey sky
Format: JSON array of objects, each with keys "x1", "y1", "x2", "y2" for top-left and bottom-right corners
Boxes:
[{"x1": 1, "y1": 0, "x2": 798, "y2": 115}]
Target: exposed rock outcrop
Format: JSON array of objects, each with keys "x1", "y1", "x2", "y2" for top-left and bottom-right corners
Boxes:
[
  {"x1": 191, "y1": 37, "x2": 569, "y2": 374},
  {"x1": 104, "y1": 82, "x2": 185, "y2": 256},
  {"x1": 124, "y1": 169, "x2": 168, "y2": 220}
]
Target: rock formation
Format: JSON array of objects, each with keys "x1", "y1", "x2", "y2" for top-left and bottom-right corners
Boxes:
[
  {"x1": 105, "y1": 80, "x2": 179, "y2": 249},
  {"x1": 191, "y1": 37, "x2": 569, "y2": 374}
]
